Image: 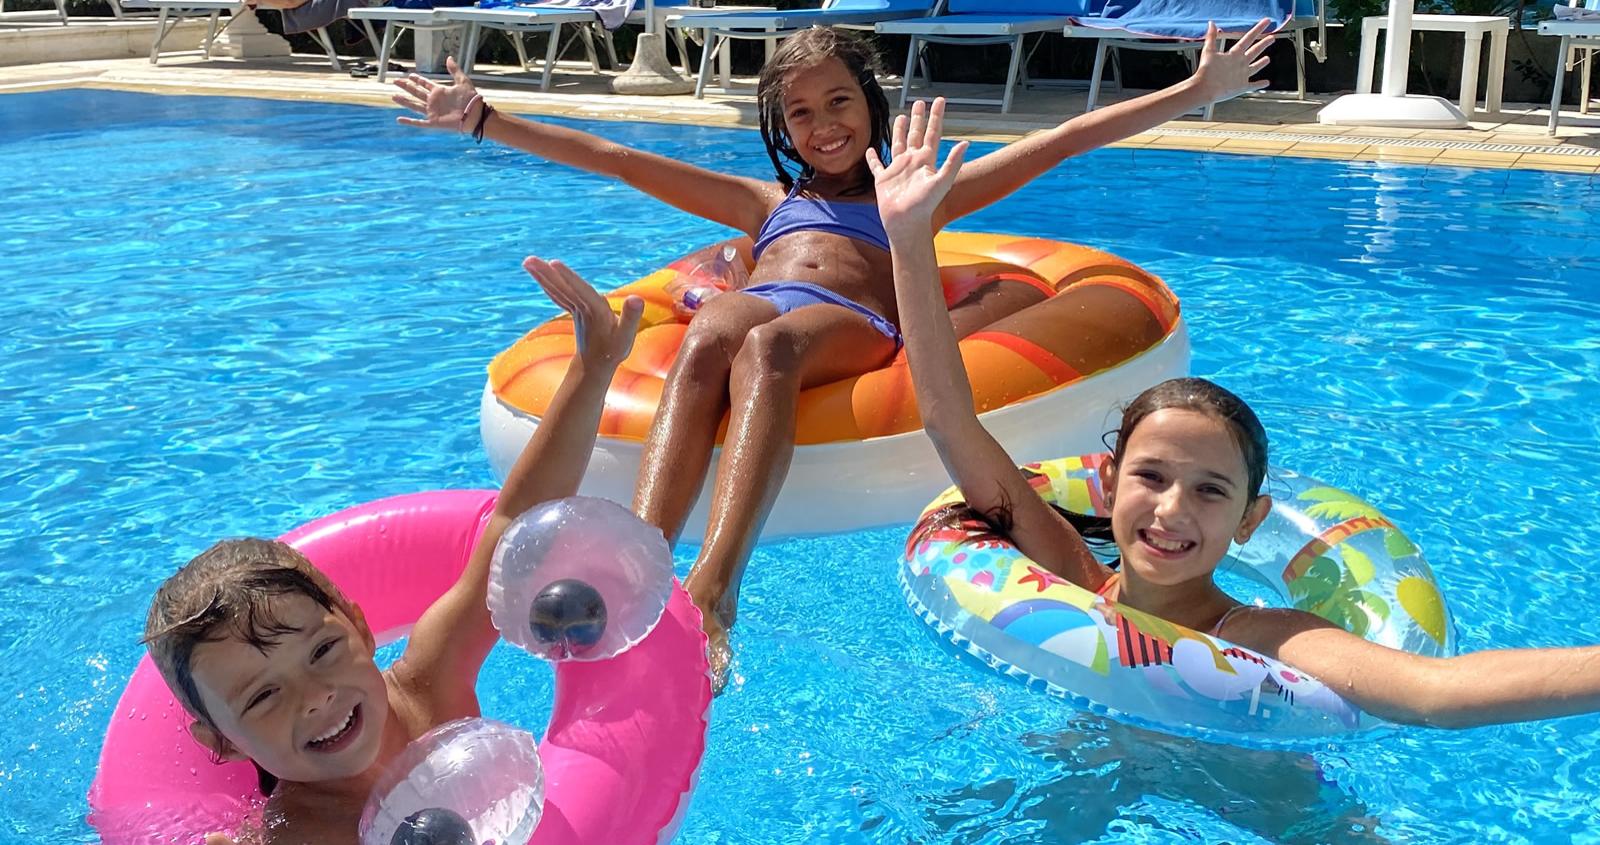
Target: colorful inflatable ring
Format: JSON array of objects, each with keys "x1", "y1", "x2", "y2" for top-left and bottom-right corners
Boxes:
[
  {"x1": 902, "y1": 454, "x2": 1457, "y2": 744},
  {"x1": 88, "y1": 490, "x2": 711, "y2": 844},
  {"x1": 483, "y1": 233, "x2": 1189, "y2": 540}
]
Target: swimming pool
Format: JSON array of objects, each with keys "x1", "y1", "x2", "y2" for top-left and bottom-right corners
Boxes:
[{"x1": 3, "y1": 88, "x2": 1598, "y2": 843}]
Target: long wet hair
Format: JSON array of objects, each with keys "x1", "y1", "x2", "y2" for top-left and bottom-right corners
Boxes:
[
  {"x1": 144, "y1": 538, "x2": 356, "y2": 797},
  {"x1": 756, "y1": 27, "x2": 892, "y2": 195}
]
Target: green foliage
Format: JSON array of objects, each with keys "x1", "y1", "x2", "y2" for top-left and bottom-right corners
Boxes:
[
  {"x1": 1329, "y1": 0, "x2": 1389, "y2": 27},
  {"x1": 1329, "y1": 0, "x2": 1521, "y2": 27}
]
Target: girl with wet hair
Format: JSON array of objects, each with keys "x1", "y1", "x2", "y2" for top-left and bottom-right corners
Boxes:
[
  {"x1": 395, "y1": 23, "x2": 1277, "y2": 686},
  {"x1": 873, "y1": 95, "x2": 1600, "y2": 729}
]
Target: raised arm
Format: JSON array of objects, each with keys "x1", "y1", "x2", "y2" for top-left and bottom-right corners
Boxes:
[
  {"x1": 1232, "y1": 609, "x2": 1600, "y2": 728},
  {"x1": 869, "y1": 99, "x2": 1107, "y2": 588},
  {"x1": 933, "y1": 21, "x2": 1275, "y2": 228},
  {"x1": 394, "y1": 258, "x2": 644, "y2": 712},
  {"x1": 393, "y1": 59, "x2": 777, "y2": 237}
]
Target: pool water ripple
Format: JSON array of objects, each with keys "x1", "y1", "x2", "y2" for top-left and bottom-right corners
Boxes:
[{"x1": 3, "y1": 89, "x2": 1599, "y2": 843}]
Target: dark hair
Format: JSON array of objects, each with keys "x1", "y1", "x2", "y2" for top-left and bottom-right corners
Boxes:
[
  {"x1": 143, "y1": 538, "x2": 352, "y2": 796},
  {"x1": 756, "y1": 27, "x2": 892, "y2": 194},
  {"x1": 1106, "y1": 377, "x2": 1270, "y2": 505},
  {"x1": 906, "y1": 468, "x2": 1119, "y2": 565},
  {"x1": 935, "y1": 379, "x2": 1267, "y2": 562}
]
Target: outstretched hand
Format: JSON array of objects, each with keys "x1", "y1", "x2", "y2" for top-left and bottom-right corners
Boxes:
[
  {"x1": 1191, "y1": 19, "x2": 1276, "y2": 103},
  {"x1": 392, "y1": 57, "x2": 482, "y2": 132},
  {"x1": 866, "y1": 97, "x2": 969, "y2": 234},
  {"x1": 523, "y1": 257, "x2": 644, "y2": 369}
]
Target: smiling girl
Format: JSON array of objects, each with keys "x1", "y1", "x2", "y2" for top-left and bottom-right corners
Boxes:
[
  {"x1": 395, "y1": 25, "x2": 1276, "y2": 684},
  {"x1": 872, "y1": 95, "x2": 1600, "y2": 729}
]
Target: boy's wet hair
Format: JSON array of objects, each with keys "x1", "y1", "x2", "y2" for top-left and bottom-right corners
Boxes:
[
  {"x1": 756, "y1": 27, "x2": 891, "y2": 194},
  {"x1": 1107, "y1": 377, "x2": 1270, "y2": 503},
  {"x1": 143, "y1": 538, "x2": 351, "y2": 794}
]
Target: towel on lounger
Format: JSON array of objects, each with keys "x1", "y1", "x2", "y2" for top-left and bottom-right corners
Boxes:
[
  {"x1": 474, "y1": 0, "x2": 637, "y2": 29},
  {"x1": 1069, "y1": 0, "x2": 1292, "y2": 39}
]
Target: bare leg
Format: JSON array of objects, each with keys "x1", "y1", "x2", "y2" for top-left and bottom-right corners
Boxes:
[
  {"x1": 684, "y1": 304, "x2": 898, "y2": 688},
  {"x1": 632, "y1": 292, "x2": 778, "y2": 546},
  {"x1": 944, "y1": 279, "x2": 1050, "y2": 339}
]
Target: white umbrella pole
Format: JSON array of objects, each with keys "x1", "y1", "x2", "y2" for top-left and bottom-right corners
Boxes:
[
  {"x1": 1317, "y1": 0, "x2": 1468, "y2": 128},
  {"x1": 611, "y1": 0, "x2": 695, "y2": 95},
  {"x1": 1380, "y1": 0, "x2": 1415, "y2": 96}
]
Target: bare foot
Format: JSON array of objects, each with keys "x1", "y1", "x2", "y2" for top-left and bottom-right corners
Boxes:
[
  {"x1": 701, "y1": 607, "x2": 733, "y2": 694},
  {"x1": 687, "y1": 581, "x2": 739, "y2": 694}
]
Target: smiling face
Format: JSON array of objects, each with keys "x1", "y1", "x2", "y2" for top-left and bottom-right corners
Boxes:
[
  {"x1": 1101, "y1": 408, "x2": 1271, "y2": 589},
  {"x1": 187, "y1": 593, "x2": 390, "y2": 784},
  {"x1": 778, "y1": 57, "x2": 875, "y2": 180}
]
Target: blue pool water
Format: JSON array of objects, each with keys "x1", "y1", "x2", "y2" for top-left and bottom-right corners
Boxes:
[{"x1": 3, "y1": 89, "x2": 1599, "y2": 843}]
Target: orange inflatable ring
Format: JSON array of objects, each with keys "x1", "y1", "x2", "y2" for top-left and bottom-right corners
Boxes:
[{"x1": 480, "y1": 232, "x2": 1189, "y2": 540}]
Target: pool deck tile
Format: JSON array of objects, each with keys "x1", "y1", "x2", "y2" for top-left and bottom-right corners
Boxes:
[
  {"x1": 1432, "y1": 149, "x2": 1525, "y2": 169},
  {"x1": 2, "y1": 54, "x2": 1597, "y2": 177},
  {"x1": 1514, "y1": 153, "x2": 1600, "y2": 173},
  {"x1": 1215, "y1": 137, "x2": 1298, "y2": 154}
]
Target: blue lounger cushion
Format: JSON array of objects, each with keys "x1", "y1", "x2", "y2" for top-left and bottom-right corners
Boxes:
[{"x1": 1068, "y1": 0, "x2": 1292, "y2": 39}]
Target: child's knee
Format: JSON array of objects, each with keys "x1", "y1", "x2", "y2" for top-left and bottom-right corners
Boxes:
[
  {"x1": 731, "y1": 324, "x2": 802, "y2": 383},
  {"x1": 674, "y1": 326, "x2": 741, "y2": 385}
]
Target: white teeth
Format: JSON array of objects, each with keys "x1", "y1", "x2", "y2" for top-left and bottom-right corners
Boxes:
[
  {"x1": 816, "y1": 138, "x2": 847, "y2": 153},
  {"x1": 310, "y1": 707, "x2": 354, "y2": 745},
  {"x1": 1144, "y1": 533, "x2": 1191, "y2": 553}
]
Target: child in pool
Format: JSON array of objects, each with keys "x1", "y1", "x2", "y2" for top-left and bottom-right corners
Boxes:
[
  {"x1": 145, "y1": 259, "x2": 644, "y2": 845},
  {"x1": 871, "y1": 96, "x2": 1600, "y2": 728},
  {"x1": 393, "y1": 24, "x2": 1278, "y2": 683}
]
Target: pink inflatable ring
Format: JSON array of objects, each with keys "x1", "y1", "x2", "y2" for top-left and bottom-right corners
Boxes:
[{"x1": 88, "y1": 490, "x2": 712, "y2": 845}]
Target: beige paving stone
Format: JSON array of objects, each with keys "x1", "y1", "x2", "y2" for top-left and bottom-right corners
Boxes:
[
  {"x1": 1336, "y1": 126, "x2": 1424, "y2": 139},
  {"x1": 12, "y1": 54, "x2": 1600, "y2": 163},
  {"x1": 1215, "y1": 137, "x2": 1297, "y2": 153},
  {"x1": 1288, "y1": 141, "x2": 1370, "y2": 155},
  {"x1": 1117, "y1": 133, "x2": 1161, "y2": 146},
  {"x1": 1512, "y1": 153, "x2": 1600, "y2": 173},
  {"x1": 1280, "y1": 148, "x2": 1360, "y2": 160},
  {"x1": 1351, "y1": 153, "x2": 1431, "y2": 166},
  {"x1": 1431, "y1": 156, "x2": 1516, "y2": 170},
  {"x1": 1141, "y1": 134, "x2": 1227, "y2": 150},
  {"x1": 1431, "y1": 149, "x2": 1524, "y2": 166}
]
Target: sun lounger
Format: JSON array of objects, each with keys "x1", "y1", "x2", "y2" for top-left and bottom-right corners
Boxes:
[
  {"x1": 1062, "y1": 0, "x2": 1315, "y2": 114},
  {"x1": 1542, "y1": 0, "x2": 1600, "y2": 132},
  {"x1": 435, "y1": 0, "x2": 635, "y2": 89},
  {"x1": 120, "y1": 0, "x2": 378, "y2": 68},
  {"x1": 877, "y1": 0, "x2": 1089, "y2": 113},
  {"x1": 671, "y1": 0, "x2": 938, "y2": 98}
]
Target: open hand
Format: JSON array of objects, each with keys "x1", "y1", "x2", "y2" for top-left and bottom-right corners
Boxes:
[
  {"x1": 866, "y1": 98, "x2": 969, "y2": 234},
  {"x1": 524, "y1": 258, "x2": 644, "y2": 369},
  {"x1": 1191, "y1": 19, "x2": 1275, "y2": 103},
  {"x1": 392, "y1": 57, "x2": 481, "y2": 132}
]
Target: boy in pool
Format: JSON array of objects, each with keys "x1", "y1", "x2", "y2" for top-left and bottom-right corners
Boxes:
[
  {"x1": 393, "y1": 24, "x2": 1277, "y2": 684},
  {"x1": 871, "y1": 95, "x2": 1600, "y2": 728},
  {"x1": 144, "y1": 259, "x2": 643, "y2": 844}
]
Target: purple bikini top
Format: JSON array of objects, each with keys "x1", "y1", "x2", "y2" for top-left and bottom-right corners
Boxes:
[{"x1": 752, "y1": 182, "x2": 891, "y2": 260}]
